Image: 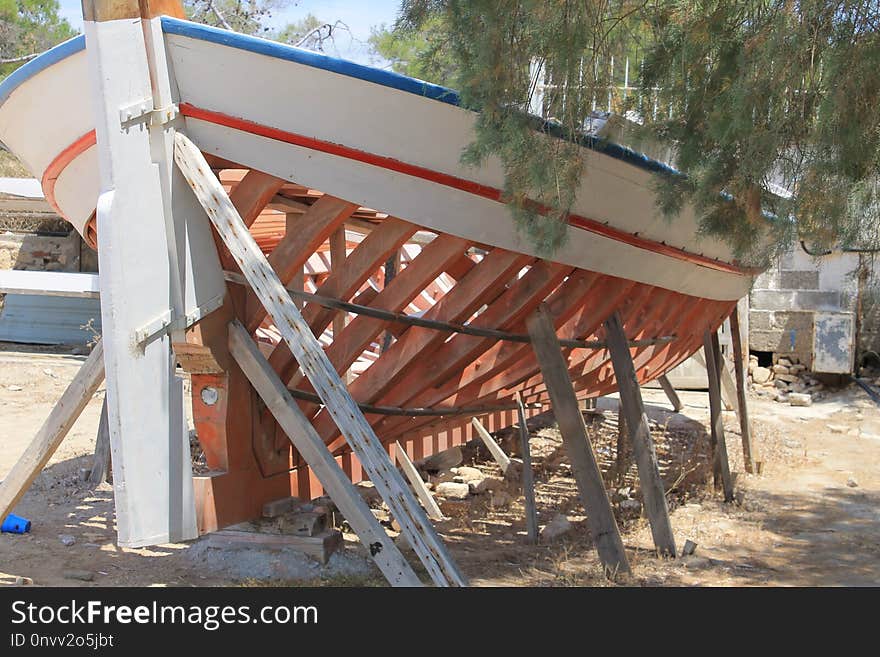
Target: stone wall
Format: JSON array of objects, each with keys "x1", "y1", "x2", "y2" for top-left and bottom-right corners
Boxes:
[
  {"x1": 0, "y1": 230, "x2": 93, "y2": 273},
  {"x1": 749, "y1": 246, "x2": 860, "y2": 370}
]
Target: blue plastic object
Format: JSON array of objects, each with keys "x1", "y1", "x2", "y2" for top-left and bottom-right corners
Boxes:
[{"x1": 1, "y1": 513, "x2": 31, "y2": 534}]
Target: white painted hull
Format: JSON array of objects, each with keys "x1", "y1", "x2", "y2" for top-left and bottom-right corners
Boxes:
[{"x1": 0, "y1": 17, "x2": 760, "y2": 301}]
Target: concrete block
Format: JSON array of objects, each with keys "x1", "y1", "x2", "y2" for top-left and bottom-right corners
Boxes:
[
  {"x1": 779, "y1": 270, "x2": 819, "y2": 290},
  {"x1": 750, "y1": 289, "x2": 841, "y2": 312}
]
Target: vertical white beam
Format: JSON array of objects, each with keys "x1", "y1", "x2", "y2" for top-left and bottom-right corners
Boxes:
[{"x1": 85, "y1": 14, "x2": 196, "y2": 546}]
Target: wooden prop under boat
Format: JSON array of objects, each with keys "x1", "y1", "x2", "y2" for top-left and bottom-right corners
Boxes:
[{"x1": 0, "y1": 0, "x2": 767, "y2": 544}]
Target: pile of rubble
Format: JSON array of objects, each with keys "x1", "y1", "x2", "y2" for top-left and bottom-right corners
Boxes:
[{"x1": 748, "y1": 354, "x2": 824, "y2": 406}]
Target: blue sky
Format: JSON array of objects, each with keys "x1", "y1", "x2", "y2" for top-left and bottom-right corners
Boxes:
[{"x1": 57, "y1": 0, "x2": 402, "y2": 63}]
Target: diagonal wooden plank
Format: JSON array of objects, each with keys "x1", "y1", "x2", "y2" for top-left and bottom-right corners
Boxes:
[
  {"x1": 0, "y1": 342, "x2": 105, "y2": 522},
  {"x1": 729, "y1": 306, "x2": 756, "y2": 473},
  {"x1": 471, "y1": 417, "x2": 512, "y2": 474},
  {"x1": 394, "y1": 441, "x2": 444, "y2": 521},
  {"x1": 174, "y1": 132, "x2": 466, "y2": 587},
  {"x1": 703, "y1": 329, "x2": 734, "y2": 502},
  {"x1": 526, "y1": 305, "x2": 630, "y2": 574},
  {"x1": 604, "y1": 310, "x2": 677, "y2": 557},
  {"x1": 228, "y1": 321, "x2": 422, "y2": 586}
]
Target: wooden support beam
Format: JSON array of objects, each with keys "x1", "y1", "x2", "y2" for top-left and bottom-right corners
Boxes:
[
  {"x1": 88, "y1": 397, "x2": 112, "y2": 486},
  {"x1": 470, "y1": 417, "x2": 512, "y2": 474},
  {"x1": 174, "y1": 132, "x2": 466, "y2": 587},
  {"x1": 515, "y1": 392, "x2": 538, "y2": 543},
  {"x1": 604, "y1": 311, "x2": 677, "y2": 557},
  {"x1": 729, "y1": 307, "x2": 756, "y2": 474},
  {"x1": 526, "y1": 305, "x2": 630, "y2": 574},
  {"x1": 245, "y1": 195, "x2": 357, "y2": 332},
  {"x1": 0, "y1": 342, "x2": 104, "y2": 522},
  {"x1": 227, "y1": 322, "x2": 422, "y2": 586},
  {"x1": 657, "y1": 374, "x2": 683, "y2": 412},
  {"x1": 329, "y1": 226, "x2": 352, "y2": 382},
  {"x1": 703, "y1": 330, "x2": 734, "y2": 502},
  {"x1": 394, "y1": 441, "x2": 444, "y2": 521}
]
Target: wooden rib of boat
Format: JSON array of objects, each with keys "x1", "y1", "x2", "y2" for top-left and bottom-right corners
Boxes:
[{"x1": 0, "y1": 3, "x2": 765, "y2": 537}]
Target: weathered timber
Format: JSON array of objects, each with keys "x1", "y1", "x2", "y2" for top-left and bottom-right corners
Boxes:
[
  {"x1": 470, "y1": 417, "x2": 512, "y2": 474},
  {"x1": 526, "y1": 304, "x2": 630, "y2": 574},
  {"x1": 0, "y1": 342, "x2": 104, "y2": 523},
  {"x1": 227, "y1": 321, "x2": 422, "y2": 586},
  {"x1": 604, "y1": 311, "x2": 677, "y2": 557},
  {"x1": 703, "y1": 330, "x2": 734, "y2": 502},
  {"x1": 394, "y1": 441, "x2": 444, "y2": 521},
  {"x1": 175, "y1": 133, "x2": 465, "y2": 586},
  {"x1": 657, "y1": 375, "x2": 683, "y2": 412},
  {"x1": 515, "y1": 392, "x2": 539, "y2": 543},
  {"x1": 87, "y1": 397, "x2": 112, "y2": 486},
  {"x1": 729, "y1": 307, "x2": 756, "y2": 474}
]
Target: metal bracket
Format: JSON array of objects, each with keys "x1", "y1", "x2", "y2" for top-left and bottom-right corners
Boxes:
[
  {"x1": 119, "y1": 97, "x2": 154, "y2": 127},
  {"x1": 150, "y1": 104, "x2": 179, "y2": 127},
  {"x1": 133, "y1": 293, "x2": 225, "y2": 351}
]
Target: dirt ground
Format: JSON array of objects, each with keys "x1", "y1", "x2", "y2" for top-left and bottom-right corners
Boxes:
[{"x1": 1, "y1": 343, "x2": 879, "y2": 587}]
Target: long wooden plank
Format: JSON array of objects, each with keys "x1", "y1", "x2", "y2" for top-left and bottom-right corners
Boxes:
[
  {"x1": 174, "y1": 132, "x2": 466, "y2": 587},
  {"x1": 604, "y1": 311, "x2": 677, "y2": 557},
  {"x1": 227, "y1": 322, "x2": 422, "y2": 586},
  {"x1": 470, "y1": 417, "x2": 512, "y2": 474},
  {"x1": 703, "y1": 330, "x2": 734, "y2": 501},
  {"x1": 515, "y1": 392, "x2": 539, "y2": 543},
  {"x1": 394, "y1": 441, "x2": 444, "y2": 521},
  {"x1": 729, "y1": 306, "x2": 756, "y2": 473},
  {"x1": 526, "y1": 305, "x2": 630, "y2": 574},
  {"x1": 88, "y1": 397, "x2": 112, "y2": 486},
  {"x1": 657, "y1": 374, "x2": 683, "y2": 412},
  {"x1": 0, "y1": 342, "x2": 104, "y2": 522}
]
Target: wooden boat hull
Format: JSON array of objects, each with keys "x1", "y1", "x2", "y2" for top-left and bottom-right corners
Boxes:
[{"x1": 0, "y1": 16, "x2": 755, "y2": 534}]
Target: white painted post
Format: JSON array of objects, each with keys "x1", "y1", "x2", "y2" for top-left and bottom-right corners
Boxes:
[{"x1": 84, "y1": 11, "x2": 201, "y2": 546}]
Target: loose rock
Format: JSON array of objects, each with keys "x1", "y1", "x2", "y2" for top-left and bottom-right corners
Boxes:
[
  {"x1": 435, "y1": 482, "x2": 470, "y2": 499},
  {"x1": 788, "y1": 392, "x2": 812, "y2": 407},
  {"x1": 59, "y1": 534, "x2": 76, "y2": 547},
  {"x1": 540, "y1": 514, "x2": 573, "y2": 541},
  {"x1": 752, "y1": 367, "x2": 771, "y2": 384}
]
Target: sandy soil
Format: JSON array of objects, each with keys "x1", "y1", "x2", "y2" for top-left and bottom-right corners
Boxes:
[{"x1": 1, "y1": 344, "x2": 879, "y2": 587}]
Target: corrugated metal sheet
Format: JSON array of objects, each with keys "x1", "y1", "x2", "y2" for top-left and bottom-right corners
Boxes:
[{"x1": 0, "y1": 294, "x2": 101, "y2": 344}]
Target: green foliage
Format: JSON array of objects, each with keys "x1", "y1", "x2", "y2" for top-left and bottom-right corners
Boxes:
[
  {"x1": 400, "y1": 1, "x2": 649, "y2": 255},
  {"x1": 402, "y1": 1, "x2": 880, "y2": 263},
  {"x1": 368, "y1": 16, "x2": 459, "y2": 87},
  {"x1": 0, "y1": 0, "x2": 76, "y2": 79}
]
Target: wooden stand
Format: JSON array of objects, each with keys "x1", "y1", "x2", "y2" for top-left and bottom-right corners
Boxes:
[
  {"x1": 657, "y1": 374, "x2": 683, "y2": 412},
  {"x1": 605, "y1": 311, "x2": 677, "y2": 557},
  {"x1": 729, "y1": 306, "x2": 756, "y2": 473},
  {"x1": 527, "y1": 304, "x2": 630, "y2": 574},
  {"x1": 703, "y1": 330, "x2": 734, "y2": 501},
  {"x1": 515, "y1": 392, "x2": 539, "y2": 543},
  {"x1": 175, "y1": 134, "x2": 466, "y2": 586}
]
